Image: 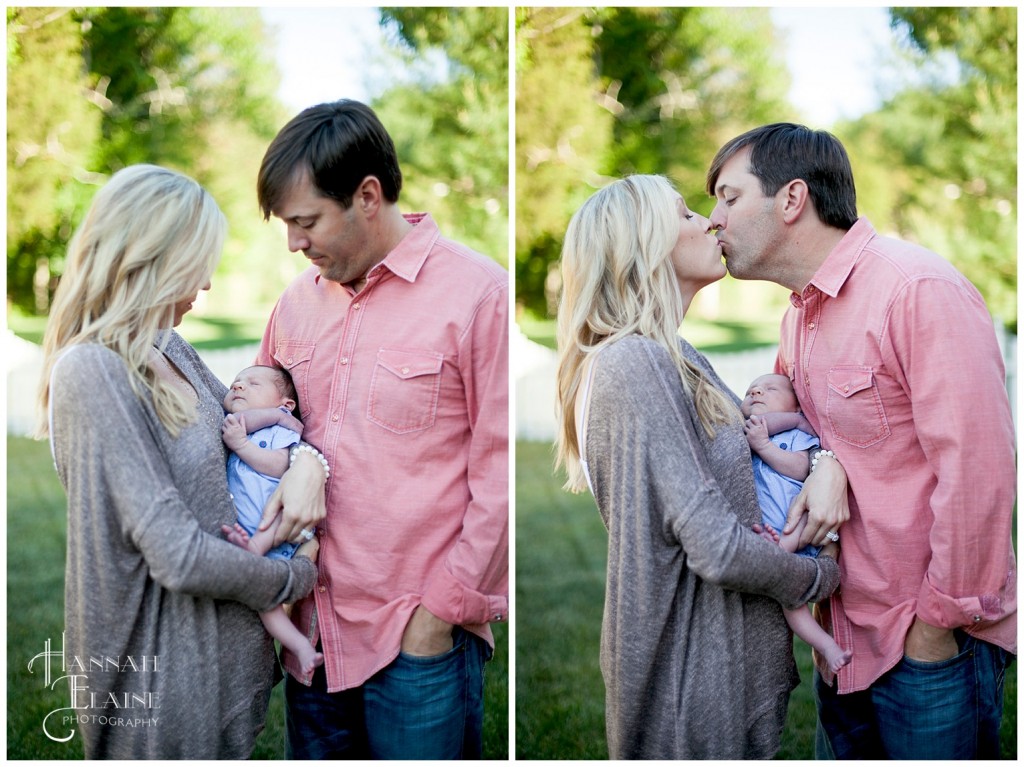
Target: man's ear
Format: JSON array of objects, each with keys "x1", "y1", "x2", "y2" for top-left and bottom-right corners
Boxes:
[
  {"x1": 357, "y1": 175, "x2": 383, "y2": 218},
  {"x1": 780, "y1": 179, "x2": 811, "y2": 224}
]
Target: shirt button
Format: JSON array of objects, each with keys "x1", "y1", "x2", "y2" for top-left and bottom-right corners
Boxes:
[
  {"x1": 318, "y1": 585, "x2": 326, "y2": 593},
  {"x1": 808, "y1": 322, "x2": 816, "y2": 330},
  {"x1": 352, "y1": 302, "x2": 360, "y2": 310},
  {"x1": 401, "y1": 367, "x2": 410, "y2": 375},
  {"x1": 340, "y1": 357, "x2": 349, "y2": 365},
  {"x1": 332, "y1": 414, "x2": 339, "y2": 422},
  {"x1": 287, "y1": 357, "x2": 294, "y2": 364},
  {"x1": 973, "y1": 615, "x2": 982, "y2": 622},
  {"x1": 494, "y1": 614, "x2": 503, "y2": 622},
  {"x1": 843, "y1": 385, "x2": 850, "y2": 393}
]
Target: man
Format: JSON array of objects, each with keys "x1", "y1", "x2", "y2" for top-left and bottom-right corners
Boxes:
[
  {"x1": 253, "y1": 99, "x2": 508, "y2": 759},
  {"x1": 706, "y1": 123, "x2": 1015, "y2": 759}
]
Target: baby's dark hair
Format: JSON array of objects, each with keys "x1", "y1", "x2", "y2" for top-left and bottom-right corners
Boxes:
[{"x1": 257, "y1": 365, "x2": 300, "y2": 419}]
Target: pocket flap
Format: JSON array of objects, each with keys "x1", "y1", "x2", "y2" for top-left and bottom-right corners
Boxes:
[
  {"x1": 273, "y1": 340, "x2": 315, "y2": 369},
  {"x1": 827, "y1": 367, "x2": 874, "y2": 398},
  {"x1": 376, "y1": 349, "x2": 443, "y2": 380}
]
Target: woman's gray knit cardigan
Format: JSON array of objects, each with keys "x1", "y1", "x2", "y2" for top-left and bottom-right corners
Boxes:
[
  {"x1": 49, "y1": 332, "x2": 317, "y2": 759},
  {"x1": 585, "y1": 336, "x2": 840, "y2": 759}
]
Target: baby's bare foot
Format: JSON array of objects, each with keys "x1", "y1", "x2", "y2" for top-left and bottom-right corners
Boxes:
[
  {"x1": 298, "y1": 650, "x2": 324, "y2": 676},
  {"x1": 221, "y1": 523, "x2": 257, "y2": 553},
  {"x1": 826, "y1": 647, "x2": 853, "y2": 674}
]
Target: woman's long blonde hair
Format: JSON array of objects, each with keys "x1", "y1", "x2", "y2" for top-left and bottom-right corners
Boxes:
[
  {"x1": 37, "y1": 164, "x2": 226, "y2": 438},
  {"x1": 555, "y1": 174, "x2": 738, "y2": 492}
]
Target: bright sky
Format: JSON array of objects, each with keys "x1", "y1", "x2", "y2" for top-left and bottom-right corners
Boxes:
[
  {"x1": 769, "y1": 6, "x2": 895, "y2": 126},
  {"x1": 261, "y1": 7, "x2": 896, "y2": 126},
  {"x1": 259, "y1": 6, "x2": 384, "y2": 111}
]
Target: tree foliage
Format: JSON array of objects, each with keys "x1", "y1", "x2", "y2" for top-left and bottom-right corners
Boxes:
[
  {"x1": 514, "y1": 7, "x2": 1016, "y2": 329},
  {"x1": 7, "y1": 8, "x2": 100, "y2": 311},
  {"x1": 515, "y1": 7, "x2": 790, "y2": 316},
  {"x1": 374, "y1": 7, "x2": 508, "y2": 265},
  {"x1": 841, "y1": 7, "x2": 1016, "y2": 327},
  {"x1": 7, "y1": 7, "x2": 286, "y2": 315}
]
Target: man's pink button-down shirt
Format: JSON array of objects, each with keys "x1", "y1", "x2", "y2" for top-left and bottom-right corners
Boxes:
[
  {"x1": 257, "y1": 213, "x2": 509, "y2": 692},
  {"x1": 776, "y1": 218, "x2": 1016, "y2": 694}
]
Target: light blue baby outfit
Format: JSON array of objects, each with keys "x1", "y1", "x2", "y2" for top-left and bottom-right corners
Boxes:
[
  {"x1": 751, "y1": 427, "x2": 821, "y2": 558},
  {"x1": 226, "y1": 419, "x2": 302, "y2": 560}
]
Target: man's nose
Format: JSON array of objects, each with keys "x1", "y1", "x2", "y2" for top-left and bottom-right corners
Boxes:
[
  {"x1": 287, "y1": 225, "x2": 309, "y2": 253},
  {"x1": 709, "y1": 202, "x2": 725, "y2": 231}
]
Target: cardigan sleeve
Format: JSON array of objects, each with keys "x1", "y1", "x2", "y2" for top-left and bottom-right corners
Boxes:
[
  {"x1": 50, "y1": 344, "x2": 316, "y2": 612},
  {"x1": 590, "y1": 337, "x2": 838, "y2": 610}
]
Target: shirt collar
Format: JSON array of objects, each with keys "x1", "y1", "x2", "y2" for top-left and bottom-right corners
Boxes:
[
  {"x1": 313, "y1": 212, "x2": 439, "y2": 287},
  {"x1": 803, "y1": 216, "x2": 876, "y2": 299}
]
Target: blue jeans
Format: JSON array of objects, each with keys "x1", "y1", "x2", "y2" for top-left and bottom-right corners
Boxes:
[
  {"x1": 814, "y1": 630, "x2": 1013, "y2": 759},
  {"x1": 285, "y1": 627, "x2": 491, "y2": 759}
]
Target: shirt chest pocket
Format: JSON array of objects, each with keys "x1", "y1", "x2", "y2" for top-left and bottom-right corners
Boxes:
[
  {"x1": 367, "y1": 348, "x2": 444, "y2": 434},
  {"x1": 825, "y1": 366, "x2": 891, "y2": 448},
  {"x1": 273, "y1": 341, "x2": 315, "y2": 420}
]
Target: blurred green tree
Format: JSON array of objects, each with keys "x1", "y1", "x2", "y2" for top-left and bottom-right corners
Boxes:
[
  {"x1": 7, "y1": 7, "x2": 286, "y2": 316},
  {"x1": 840, "y1": 7, "x2": 1016, "y2": 328},
  {"x1": 7, "y1": 8, "x2": 101, "y2": 313},
  {"x1": 374, "y1": 7, "x2": 508, "y2": 265},
  {"x1": 515, "y1": 7, "x2": 791, "y2": 317}
]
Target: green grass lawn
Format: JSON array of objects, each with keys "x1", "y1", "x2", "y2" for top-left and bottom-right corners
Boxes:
[
  {"x1": 515, "y1": 440, "x2": 1017, "y2": 759},
  {"x1": 7, "y1": 436, "x2": 508, "y2": 759},
  {"x1": 517, "y1": 310, "x2": 782, "y2": 354},
  {"x1": 7, "y1": 308, "x2": 270, "y2": 350}
]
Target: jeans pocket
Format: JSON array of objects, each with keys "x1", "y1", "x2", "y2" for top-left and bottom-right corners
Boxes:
[{"x1": 397, "y1": 626, "x2": 466, "y2": 666}]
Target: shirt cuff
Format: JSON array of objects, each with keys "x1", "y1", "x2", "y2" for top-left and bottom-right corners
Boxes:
[
  {"x1": 917, "y1": 576, "x2": 1005, "y2": 628},
  {"x1": 420, "y1": 567, "x2": 509, "y2": 625}
]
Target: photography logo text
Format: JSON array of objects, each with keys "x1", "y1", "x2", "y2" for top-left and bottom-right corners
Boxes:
[{"x1": 28, "y1": 633, "x2": 160, "y2": 743}]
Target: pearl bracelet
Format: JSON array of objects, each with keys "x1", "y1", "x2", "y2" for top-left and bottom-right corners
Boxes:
[
  {"x1": 290, "y1": 444, "x2": 331, "y2": 480},
  {"x1": 810, "y1": 449, "x2": 836, "y2": 473}
]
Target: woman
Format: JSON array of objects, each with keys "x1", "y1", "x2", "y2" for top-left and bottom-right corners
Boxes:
[
  {"x1": 36, "y1": 165, "x2": 326, "y2": 758},
  {"x1": 555, "y1": 175, "x2": 845, "y2": 758}
]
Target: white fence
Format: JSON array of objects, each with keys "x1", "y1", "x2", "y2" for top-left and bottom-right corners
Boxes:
[
  {"x1": 7, "y1": 325, "x2": 1017, "y2": 442},
  {"x1": 514, "y1": 325, "x2": 1017, "y2": 443}
]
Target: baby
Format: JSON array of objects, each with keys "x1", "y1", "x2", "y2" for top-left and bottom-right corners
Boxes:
[
  {"x1": 741, "y1": 373, "x2": 852, "y2": 673},
  {"x1": 220, "y1": 364, "x2": 323, "y2": 675}
]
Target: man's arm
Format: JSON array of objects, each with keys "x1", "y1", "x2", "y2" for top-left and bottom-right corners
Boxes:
[
  {"x1": 410, "y1": 282, "x2": 510, "y2": 650},
  {"x1": 893, "y1": 278, "x2": 1016, "y2": 658}
]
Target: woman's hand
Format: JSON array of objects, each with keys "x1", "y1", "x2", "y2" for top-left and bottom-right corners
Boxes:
[
  {"x1": 783, "y1": 454, "x2": 849, "y2": 548},
  {"x1": 295, "y1": 535, "x2": 319, "y2": 564},
  {"x1": 259, "y1": 450, "x2": 327, "y2": 547}
]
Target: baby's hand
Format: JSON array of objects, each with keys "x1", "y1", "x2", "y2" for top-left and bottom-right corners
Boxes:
[
  {"x1": 743, "y1": 414, "x2": 771, "y2": 452},
  {"x1": 222, "y1": 413, "x2": 249, "y2": 452}
]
